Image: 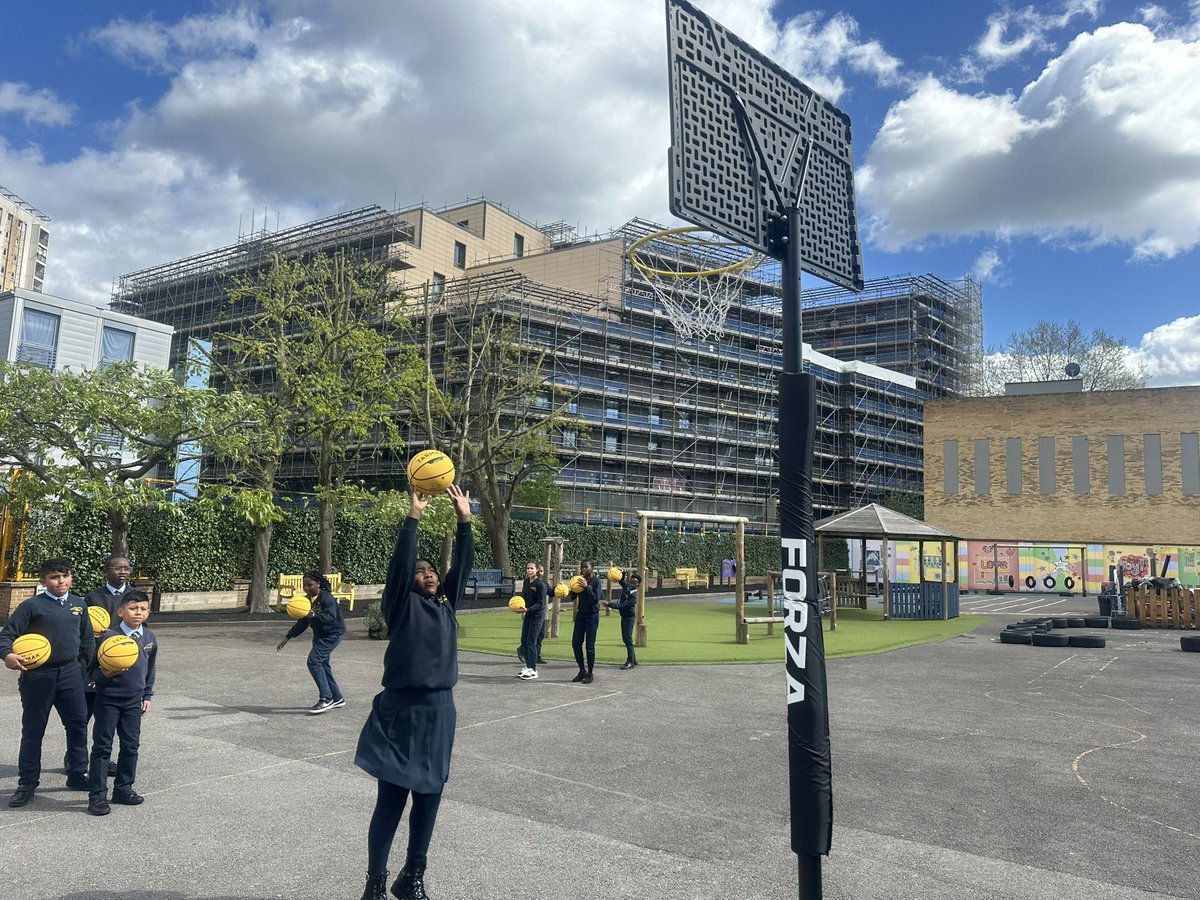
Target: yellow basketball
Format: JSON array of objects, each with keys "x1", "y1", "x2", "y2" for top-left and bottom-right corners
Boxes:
[
  {"x1": 407, "y1": 449, "x2": 456, "y2": 495},
  {"x1": 88, "y1": 605, "x2": 111, "y2": 636},
  {"x1": 12, "y1": 633, "x2": 51, "y2": 670},
  {"x1": 569, "y1": 575, "x2": 587, "y2": 594},
  {"x1": 553, "y1": 582, "x2": 570, "y2": 599},
  {"x1": 508, "y1": 595, "x2": 526, "y2": 612},
  {"x1": 607, "y1": 567, "x2": 624, "y2": 583},
  {"x1": 285, "y1": 596, "x2": 312, "y2": 619},
  {"x1": 97, "y1": 635, "x2": 140, "y2": 674}
]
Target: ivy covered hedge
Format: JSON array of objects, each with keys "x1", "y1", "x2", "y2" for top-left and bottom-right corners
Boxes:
[{"x1": 23, "y1": 502, "x2": 846, "y2": 591}]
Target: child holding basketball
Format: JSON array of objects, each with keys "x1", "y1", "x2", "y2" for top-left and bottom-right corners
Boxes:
[
  {"x1": 87, "y1": 590, "x2": 157, "y2": 815},
  {"x1": 277, "y1": 572, "x2": 347, "y2": 714},
  {"x1": 516, "y1": 561, "x2": 548, "y2": 680},
  {"x1": 571, "y1": 560, "x2": 603, "y2": 684},
  {"x1": 0, "y1": 558, "x2": 94, "y2": 808},
  {"x1": 604, "y1": 573, "x2": 641, "y2": 669},
  {"x1": 356, "y1": 483, "x2": 473, "y2": 900}
]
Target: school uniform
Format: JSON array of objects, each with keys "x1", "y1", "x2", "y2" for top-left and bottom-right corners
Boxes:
[
  {"x1": 355, "y1": 517, "x2": 473, "y2": 793},
  {"x1": 82, "y1": 584, "x2": 127, "y2": 719},
  {"x1": 613, "y1": 580, "x2": 638, "y2": 667},
  {"x1": 571, "y1": 575, "x2": 603, "y2": 676},
  {"x1": 286, "y1": 588, "x2": 346, "y2": 702},
  {"x1": 519, "y1": 578, "x2": 548, "y2": 672},
  {"x1": 88, "y1": 621, "x2": 156, "y2": 801},
  {"x1": 0, "y1": 591, "x2": 95, "y2": 789}
]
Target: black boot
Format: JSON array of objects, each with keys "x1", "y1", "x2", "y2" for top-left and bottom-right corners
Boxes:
[
  {"x1": 391, "y1": 854, "x2": 430, "y2": 900},
  {"x1": 361, "y1": 871, "x2": 388, "y2": 900}
]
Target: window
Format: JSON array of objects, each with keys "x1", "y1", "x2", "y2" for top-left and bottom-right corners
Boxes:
[
  {"x1": 1038, "y1": 437, "x2": 1056, "y2": 494},
  {"x1": 1183, "y1": 433, "x2": 1200, "y2": 496},
  {"x1": 604, "y1": 433, "x2": 620, "y2": 452},
  {"x1": 973, "y1": 439, "x2": 990, "y2": 495},
  {"x1": 456, "y1": 219, "x2": 469, "y2": 229},
  {"x1": 561, "y1": 429, "x2": 577, "y2": 449},
  {"x1": 534, "y1": 390, "x2": 551, "y2": 410},
  {"x1": 17, "y1": 308, "x2": 59, "y2": 368},
  {"x1": 431, "y1": 273, "x2": 445, "y2": 298},
  {"x1": 606, "y1": 400, "x2": 621, "y2": 420},
  {"x1": 943, "y1": 439, "x2": 959, "y2": 495},
  {"x1": 100, "y1": 327, "x2": 135, "y2": 368},
  {"x1": 1005, "y1": 437, "x2": 1022, "y2": 495},
  {"x1": 1072, "y1": 436, "x2": 1090, "y2": 495},
  {"x1": 648, "y1": 439, "x2": 660, "y2": 453},
  {"x1": 649, "y1": 407, "x2": 661, "y2": 425},
  {"x1": 453, "y1": 242, "x2": 466, "y2": 269},
  {"x1": 1144, "y1": 434, "x2": 1163, "y2": 495},
  {"x1": 1107, "y1": 435, "x2": 1125, "y2": 495},
  {"x1": 513, "y1": 233, "x2": 525, "y2": 258}
]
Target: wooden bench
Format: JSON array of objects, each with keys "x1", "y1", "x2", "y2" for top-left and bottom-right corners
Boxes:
[
  {"x1": 325, "y1": 572, "x2": 357, "y2": 611},
  {"x1": 466, "y1": 568, "x2": 516, "y2": 602},
  {"x1": 674, "y1": 567, "x2": 707, "y2": 589},
  {"x1": 276, "y1": 574, "x2": 303, "y2": 610}
]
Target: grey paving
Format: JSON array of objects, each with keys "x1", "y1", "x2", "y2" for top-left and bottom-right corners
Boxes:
[{"x1": 0, "y1": 613, "x2": 1195, "y2": 899}]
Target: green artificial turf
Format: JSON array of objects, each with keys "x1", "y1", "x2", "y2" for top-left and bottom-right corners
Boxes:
[{"x1": 457, "y1": 604, "x2": 987, "y2": 665}]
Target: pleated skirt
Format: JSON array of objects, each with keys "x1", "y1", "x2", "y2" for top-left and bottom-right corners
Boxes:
[{"x1": 354, "y1": 687, "x2": 456, "y2": 794}]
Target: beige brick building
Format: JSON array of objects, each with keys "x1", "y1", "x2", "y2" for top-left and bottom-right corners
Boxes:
[
  {"x1": 924, "y1": 385, "x2": 1200, "y2": 546},
  {"x1": 0, "y1": 186, "x2": 50, "y2": 293}
]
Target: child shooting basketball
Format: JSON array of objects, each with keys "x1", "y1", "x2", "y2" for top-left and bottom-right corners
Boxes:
[{"x1": 356, "y1": 483, "x2": 473, "y2": 900}]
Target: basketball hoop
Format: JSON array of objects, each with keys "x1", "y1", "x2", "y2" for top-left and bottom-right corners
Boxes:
[{"x1": 626, "y1": 226, "x2": 765, "y2": 341}]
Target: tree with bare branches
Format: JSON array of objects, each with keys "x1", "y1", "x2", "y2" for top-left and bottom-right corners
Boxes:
[{"x1": 976, "y1": 320, "x2": 1149, "y2": 395}]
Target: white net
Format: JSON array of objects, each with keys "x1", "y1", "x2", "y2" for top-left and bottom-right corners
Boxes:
[{"x1": 627, "y1": 228, "x2": 765, "y2": 341}]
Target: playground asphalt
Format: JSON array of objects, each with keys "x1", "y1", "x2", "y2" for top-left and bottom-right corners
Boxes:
[{"x1": 0, "y1": 593, "x2": 1196, "y2": 899}]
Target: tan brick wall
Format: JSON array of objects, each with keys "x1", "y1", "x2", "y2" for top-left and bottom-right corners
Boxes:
[{"x1": 924, "y1": 386, "x2": 1200, "y2": 545}]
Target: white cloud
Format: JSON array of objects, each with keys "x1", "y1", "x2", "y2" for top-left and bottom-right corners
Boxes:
[
  {"x1": 971, "y1": 247, "x2": 1004, "y2": 283},
  {"x1": 0, "y1": 82, "x2": 74, "y2": 127},
  {"x1": 860, "y1": 23, "x2": 1200, "y2": 257},
  {"x1": 87, "y1": 8, "x2": 262, "y2": 73},
  {"x1": 1130, "y1": 314, "x2": 1200, "y2": 386},
  {"x1": 973, "y1": 1, "x2": 1102, "y2": 66}
]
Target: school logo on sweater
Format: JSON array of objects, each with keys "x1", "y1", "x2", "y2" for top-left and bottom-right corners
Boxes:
[{"x1": 70, "y1": 606, "x2": 84, "y2": 616}]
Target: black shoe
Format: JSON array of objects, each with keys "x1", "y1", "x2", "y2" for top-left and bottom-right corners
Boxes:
[
  {"x1": 517, "y1": 649, "x2": 525, "y2": 662},
  {"x1": 391, "y1": 854, "x2": 429, "y2": 900},
  {"x1": 361, "y1": 871, "x2": 388, "y2": 900},
  {"x1": 582, "y1": 673, "x2": 594, "y2": 684},
  {"x1": 571, "y1": 670, "x2": 586, "y2": 682},
  {"x1": 8, "y1": 785, "x2": 35, "y2": 808},
  {"x1": 328, "y1": 697, "x2": 347, "y2": 710},
  {"x1": 111, "y1": 790, "x2": 144, "y2": 805},
  {"x1": 308, "y1": 698, "x2": 335, "y2": 715},
  {"x1": 537, "y1": 656, "x2": 548, "y2": 664},
  {"x1": 65, "y1": 774, "x2": 90, "y2": 791},
  {"x1": 620, "y1": 661, "x2": 636, "y2": 670},
  {"x1": 88, "y1": 796, "x2": 111, "y2": 816}
]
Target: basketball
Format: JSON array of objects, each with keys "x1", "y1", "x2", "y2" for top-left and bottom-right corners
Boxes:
[
  {"x1": 607, "y1": 566, "x2": 623, "y2": 583},
  {"x1": 88, "y1": 605, "x2": 111, "y2": 636},
  {"x1": 553, "y1": 582, "x2": 569, "y2": 599},
  {"x1": 285, "y1": 596, "x2": 312, "y2": 619},
  {"x1": 407, "y1": 450, "x2": 456, "y2": 495},
  {"x1": 12, "y1": 633, "x2": 51, "y2": 669},
  {"x1": 508, "y1": 595, "x2": 526, "y2": 612},
  {"x1": 97, "y1": 635, "x2": 140, "y2": 674},
  {"x1": 569, "y1": 575, "x2": 587, "y2": 593}
]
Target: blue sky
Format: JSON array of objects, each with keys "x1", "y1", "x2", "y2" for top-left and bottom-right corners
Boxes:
[{"x1": 3, "y1": 0, "x2": 1199, "y2": 384}]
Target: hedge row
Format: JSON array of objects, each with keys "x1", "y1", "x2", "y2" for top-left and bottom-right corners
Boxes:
[{"x1": 22, "y1": 503, "x2": 847, "y2": 591}]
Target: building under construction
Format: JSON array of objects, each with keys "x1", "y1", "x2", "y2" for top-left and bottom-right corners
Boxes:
[{"x1": 112, "y1": 199, "x2": 983, "y2": 524}]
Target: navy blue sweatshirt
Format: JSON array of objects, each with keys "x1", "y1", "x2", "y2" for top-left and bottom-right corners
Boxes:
[
  {"x1": 84, "y1": 585, "x2": 126, "y2": 622},
  {"x1": 92, "y1": 625, "x2": 157, "y2": 704},
  {"x1": 522, "y1": 578, "x2": 548, "y2": 615},
  {"x1": 285, "y1": 589, "x2": 346, "y2": 640},
  {"x1": 380, "y1": 518, "x2": 474, "y2": 691},
  {"x1": 612, "y1": 580, "x2": 638, "y2": 618},
  {"x1": 576, "y1": 576, "x2": 603, "y2": 618},
  {"x1": 0, "y1": 591, "x2": 95, "y2": 668}
]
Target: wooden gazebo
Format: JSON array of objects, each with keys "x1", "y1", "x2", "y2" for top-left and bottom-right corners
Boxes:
[{"x1": 814, "y1": 504, "x2": 961, "y2": 620}]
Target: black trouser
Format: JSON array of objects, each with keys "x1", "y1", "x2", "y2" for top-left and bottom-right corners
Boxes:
[
  {"x1": 520, "y1": 609, "x2": 545, "y2": 670},
  {"x1": 571, "y1": 613, "x2": 599, "y2": 672},
  {"x1": 17, "y1": 662, "x2": 88, "y2": 786},
  {"x1": 619, "y1": 615, "x2": 637, "y2": 664},
  {"x1": 90, "y1": 697, "x2": 142, "y2": 797}
]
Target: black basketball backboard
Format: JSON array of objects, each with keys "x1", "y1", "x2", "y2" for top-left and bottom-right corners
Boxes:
[{"x1": 666, "y1": 0, "x2": 864, "y2": 290}]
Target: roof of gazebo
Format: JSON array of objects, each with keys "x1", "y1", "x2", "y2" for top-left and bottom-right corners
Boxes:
[{"x1": 814, "y1": 504, "x2": 958, "y2": 541}]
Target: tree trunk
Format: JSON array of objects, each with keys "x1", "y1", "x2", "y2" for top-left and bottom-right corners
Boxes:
[
  {"x1": 248, "y1": 522, "x2": 275, "y2": 613},
  {"x1": 107, "y1": 507, "x2": 130, "y2": 558},
  {"x1": 478, "y1": 502, "x2": 511, "y2": 575},
  {"x1": 318, "y1": 493, "x2": 334, "y2": 574}
]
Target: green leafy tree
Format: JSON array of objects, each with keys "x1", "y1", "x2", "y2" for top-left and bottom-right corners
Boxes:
[
  {"x1": 978, "y1": 320, "x2": 1149, "y2": 395},
  {"x1": 204, "y1": 251, "x2": 423, "y2": 611},
  {"x1": 407, "y1": 277, "x2": 576, "y2": 575},
  {"x1": 0, "y1": 361, "x2": 244, "y2": 557},
  {"x1": 880, "y1": 491, "x2": 924, "y2": 521}
]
